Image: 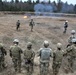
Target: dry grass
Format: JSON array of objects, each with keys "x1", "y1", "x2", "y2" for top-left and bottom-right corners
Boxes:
[{"x1": 0, "y1": 14, "x2": 76, "y2": 75}]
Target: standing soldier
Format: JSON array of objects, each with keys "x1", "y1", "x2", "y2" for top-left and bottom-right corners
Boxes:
[
  {"x1": 65, "y1": 38, "x2": 76, "y2": 73},
  {"x1": 52, "y1": 43, "x2": 63, "y2": 75},
  {"x1": 0, "y1": 43, "x2": 7, "y2": 71},
  {"x1": 24, "y1": 42, "x2": 35, "y2": 75},
  {"x1": 9, "y1": 39, "x2": 23, "y2": 73},
  {"x1": 16, "y1": 20, "x2": 20, "y2": 31},
  {"x1": 67, "y1": 30, "x2": 76, "y2": 48},
  {"x1": 29, "y1": 19, "x2": 35, "y2": 32},
  {"x1": 38, "y1": 40, "x2": 53, "y2": 75},
  {"x1": 63, "y1": 20, "x2": 68, "y2": 33}
]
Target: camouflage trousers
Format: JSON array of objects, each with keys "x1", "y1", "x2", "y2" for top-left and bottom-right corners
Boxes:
[
  {"x1": 52, "y1": 62, "x2": 61, "y2": 75},
  {"x1": 16, "y1": 25, "x2": 20, "y2": 31},
  {"x1": 67, "y1": 58, "x2": 74, "y2": 73},
  {"x1": 25, "y1": 60, "x2": 34, "y2": 75},
  {"x1": 63, "y1": 28, "x2": 67, "y2": 33},
  {"x1": 0, "y1": 56, "x2": 5, "y2": 71},
  {"x1": 12, "y1": 58, "x2": 21, "y2": 73},
  {"x1": 40, "y1": 62, "x2": 49, "y2": 75},
  {"x1": 31, "y1": 26, "x2": 33, "y2": 32}
]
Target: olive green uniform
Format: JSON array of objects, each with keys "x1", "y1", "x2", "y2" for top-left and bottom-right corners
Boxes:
[
  {"x1": 24, "y1": 49, "x2": 35, "y2": 75},
  {"x1": 9, "y1": 45, "x2": 23, "y2": 72},
  {"x1": 16, "y1": 20, "x2": 20, "y2": 31},
  {"x1": 0, "y1": 43, "x2": 7, "y2": 71},
  {"x1": 63, "y1": 22, "x2": 68, "y2": 33},
  {"x1": 65, "y1": 45, "x2": 76, "y2": 72},
  {"x1": 52, "y1": 49, "x2": 63, "y2": 75},
  {"x1": 29, "y1": 19, "x2": 35, "y2": 32},
  {"x1": 67, "y1": 36, "x2": 75, "y2": 47}
]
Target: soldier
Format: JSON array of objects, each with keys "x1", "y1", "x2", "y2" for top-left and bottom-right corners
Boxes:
[
  {"x1": 24, "y1": 42, "x2": 35, "y2": 75},
  {"x1": 16, "y1": 20, "x2": 20, "y2": 31},
  {"x1": 29, "y1": 19, "x2": 35, "y2": 32},
  {"x1": 38, "y1": 40, "x2": 53, "y2": 75},
  {"x1": 9, "y1": 39, "x2": 23, "y2": 73},
  {"x1": 67, "y1": 30, "x2": 76, "y2": 48},
  {"x1": 65, "y1": 38, "x2": 76, "y2": 73},
  {"x1": 52, "y1": 43, "x2": 63, "y2": 75},
  {"x1": 63, "y1": 20, "x2": 68, "y2": 33},
  {"x1": 0, "y1": 43, "x2": 7, "y2": 71}
]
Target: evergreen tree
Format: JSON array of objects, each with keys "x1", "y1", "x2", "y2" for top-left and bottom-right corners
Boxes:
[
  {"x1": 15, "y1": 0, "x2": 19, "y2": 3},
  {"x1": 57, "y1": 0, "x2": 62, "y2": 12},
  {"x1": 11, "y1": 0, "x2": 14, "y2": 3},
  {"x1": 27, "y1": 0, "x2": 32, "y2": 4},
  {"x1": 74, "y1": 4, "x2": 76, "y2": 13},
  {"x1": 36, "y1": 0, "x2": 39, "y2": 3},
  {"x1": 0, "y1": 0, "x2": 2, "y2": 3},
  {"x1": 48, "y1": 0, "x2": 51, "y2": 4}
]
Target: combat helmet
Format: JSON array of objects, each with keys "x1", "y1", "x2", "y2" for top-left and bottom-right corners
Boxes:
[
  {"x1": 71, "y1": 30, "x2": 75, "y2": 35},
  {"x1": 57, "y1": 43, "x2": 62, "y2": 48},
  {"x1": 44, "y1": 40, "x2": 49, "y2": 48},
  {"x1": 13, "y1": 39, "x2": 19, "y2": 43},
  {"x1": 27, "y1": 42, "x2": 32, "y2": 48},
  {"x1": 65, "y1": 20, "x2": 68, "y2": 23}
]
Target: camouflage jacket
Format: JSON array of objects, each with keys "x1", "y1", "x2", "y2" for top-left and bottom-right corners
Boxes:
[
  {"x1": 53, "y1": 49, "x2": 63, "y2": 64},
  {"x1": 66, "y1": 45, "x2": 76, "y2": 59},
  {"x1": 9, "y1": 45, "x2": 23, "y2": 59},
  {"x1": 24, "y1": 49, "x2": 35, "y2": 61},
  {"x1": 0, "y1": 43, "x2": 7, "y2": 57}
]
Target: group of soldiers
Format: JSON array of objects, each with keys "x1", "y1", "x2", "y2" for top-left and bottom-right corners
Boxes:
[
  {"x1": 16, "y1": 19, "x2": 35, "y2": 32},
  {"x1": 0, "y1": 29, "x2": 76, "y2": 75},
  {"x1": 16, "y1": 19, "x2": 68, "y2": 33}
]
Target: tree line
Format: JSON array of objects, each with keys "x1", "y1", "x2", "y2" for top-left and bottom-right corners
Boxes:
[{"x1": 0, "y1": 0, "x2": 76, "y2": 13}]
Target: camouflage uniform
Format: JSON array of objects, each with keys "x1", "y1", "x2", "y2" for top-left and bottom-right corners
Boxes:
[
  {"x1": 16, "y1": 20, "x2": 20, "y2": 31},
  {"x1": 0, "y1": 43, "x2": 7, "y2": 71},
  {"x1": 65, "y1": 39, "x2": 76, "y2": 73},
  {"x1": 38, "y1": 41, "x2": 53, "y2": 75},
  {"x1": 29, "y1": 19, "x2": 35, "y2": 32},
  {"x1": 9, "y1": 44, "x2": 23, "y2": 73},
  {"x1": 24, "y1": 42, "x2": 35, "y2": 75},
  {"x1": 63, "y1": 21, "x2": 68, "y2": 33},
  {"x1": 52, "y1": 43, "x2": 63, "y2": 75},
  {"x1": 67, "y1": 30, "x2": 75, "y2": 48}
]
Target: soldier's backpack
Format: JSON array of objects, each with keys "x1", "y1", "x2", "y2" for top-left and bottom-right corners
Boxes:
[{"x1": 24, "y1": 50, "x2": 33, "y2": 60}]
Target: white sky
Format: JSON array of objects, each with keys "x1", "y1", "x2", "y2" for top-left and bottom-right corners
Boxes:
[{"x1": 5, "y1": 0, "x2": 76, "y2": 5}]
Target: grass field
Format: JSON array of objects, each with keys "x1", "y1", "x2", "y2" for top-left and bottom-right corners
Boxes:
[{"x1": 0, "y1": 14, "x2": 76, "y2": 75}]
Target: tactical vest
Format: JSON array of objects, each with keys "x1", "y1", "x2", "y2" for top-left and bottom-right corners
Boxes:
[
  {"x1": 40, "y1": 48, "x2": 51, "y2": 61},
  {"x1": 11, "y1": 46, "x2": 21, "y2": 58},
  {"x1": 68, "y1": 36, "x2": 75, "y2": 43},
  {"x1": 54, "y1": 50, "x2": 63, "y2": 62},
  {"x1": 24, "y1": 50, "x2": 33, "y2": 60}
]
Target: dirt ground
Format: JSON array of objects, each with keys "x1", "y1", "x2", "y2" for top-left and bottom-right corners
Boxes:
[{"x1": 0, "y1": 14, "x2": 76, "y2": 75}]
